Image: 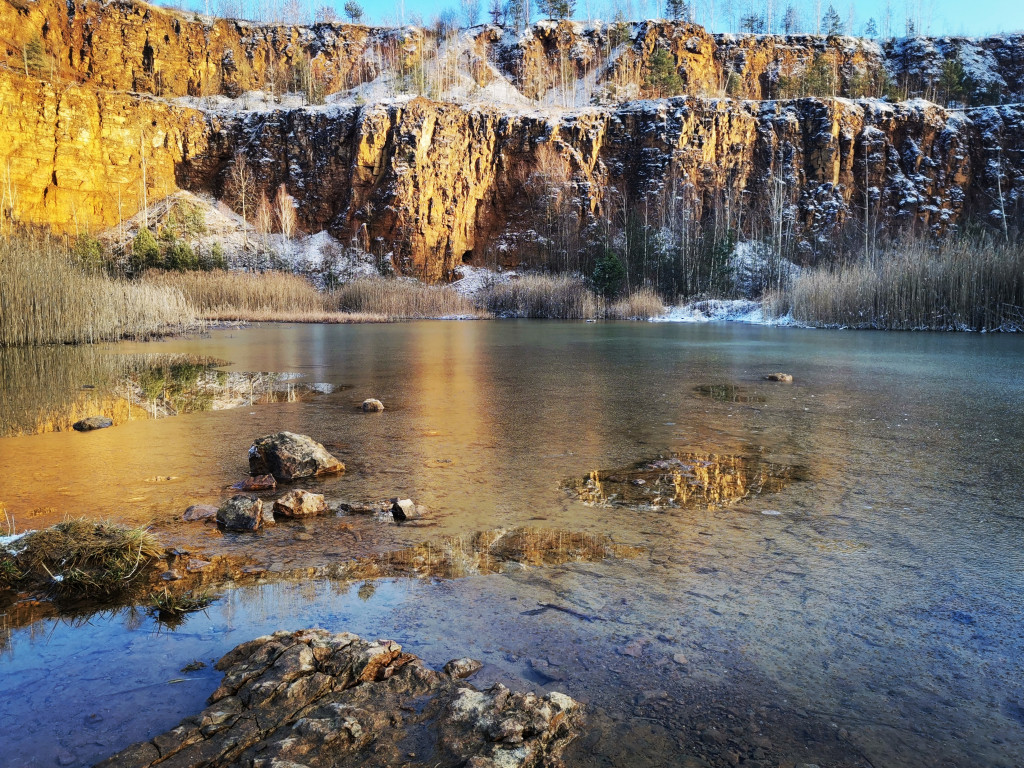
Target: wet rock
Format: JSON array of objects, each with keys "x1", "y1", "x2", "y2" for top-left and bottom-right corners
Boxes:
[
  {"x1": 160, "y1": 570, "x2": 182, "y2": 581},
  {"x1": 391, "y1": 498, "x2": 421, "y2": 522},
  {"x1": 444, "y1": 658, "x2": 483, "y2": 679},
  {"x1": 294, "y1": 532, "x2": 313, "y2": 542},
  {"x1": 231, "y1": 474, "x2": 277, "y2": 492},
  {"x1": 361, "y1": 398, "x2": 385, "y2": 412},
  {"x1": 72, "y1": 416, "x2": 113, "y2": 431},
  {"x1": 186, "y1": 558, "x2": 212, "y2": 572},
  {"x1": 672, "y1": 653, "x2": 689, "y2": 665},
  {"x1": 216, "y1": 495, "x2": 264, "y2": 532},
  {"x1": 763, "y1": 372, "x2": 794, "y2": 382},
  {"x1": 248, "y1": 432, "x2": 345, "y2": 482},
  {"x1": 336, "y1": 500, "x2": 389, "y2": 516},
  {"x1": 274, "y1": 490, "x2": 328, "y2": 518},
  {"x1": 616, "y1": 639, "x2": 648, "y2": 658},
  {"x1": 528, "y1": 657, "x2": 566, "y2": 682},
  {"x1": 183, "y1": 504, "x2": 219, "y2": 522},
  {"x1": 94, "y1": 629, "x2": 581, "y2": 768}
]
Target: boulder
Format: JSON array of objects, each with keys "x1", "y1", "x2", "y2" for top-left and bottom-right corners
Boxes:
[
  {"x1": 182, "y1": 504, "x2": 218, "y2": 522},
  {"x1": 763, "y1": 372, "x2": 794, "y2": 382},
  {"x1": 391, "y1": 498, "x2": 421, "y2": 522},
  {"x1": 217, "y1": 495, "x2": 264, "y2": 531},
  {"x1": 72, "y1": 416, "x2": 113, "y2": 431},
  {"x1": 248, "y1": 432, "x2": 344, "y2": 481},
  {"x1": 273, "y1": 490, "x2": 328, "y2": 518},
  {"x1": 231, "y1": 474, "x2": 277, "y2": 492},
  {"x1": 361, "y1": 398, "x2": 385, "y2": 412}
]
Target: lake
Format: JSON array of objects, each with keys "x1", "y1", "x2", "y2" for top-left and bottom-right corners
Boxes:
[{"x1": 1, "y1": 321, "x2": 1023, "y2": 768}]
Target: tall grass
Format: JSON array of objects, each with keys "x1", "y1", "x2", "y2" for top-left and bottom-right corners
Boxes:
[
  {"x1": 0, "y1": 235, "x2": 194, "y2": 347},
  {"x1": 142, "y1": 269, "x2": 326, "y2": 314},
  {"x1": 770, "y1": 240, "x2": 1024, "y2": 331},
  {"x1": 331, "y1": 278, "x2": 488, "y2": 318},
  {"x1": 606, "y1": 287, "x2": 666, "y2": 320},
  {"x1": 480, "y1": 274, "x2": 602, "y2": 319}
]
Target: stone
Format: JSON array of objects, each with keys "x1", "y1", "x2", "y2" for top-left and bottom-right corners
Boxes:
[
  {"x1": 672, "y1": 653, "x2": 689, "y2": 665},
  {"x1": 183, "y1": 504, "x2": 218, "y2": 522},
  {"x1": 72, "y1": 416, "x2": 113, "y2": 431},
  {"x1": 274, "y1": 490, "x2": 328, "y2": 518},
  {"x1": 361, "y1": 398, "x2": 385, "y2": 412},
  {"x1": 248, "y1": 432, "x2": 344, "y2": 482},
  {"x1": 231, "y1": 474, "x2": 277, "y2": 492},
  {"x1": 337, "y1": 500, "x2": 389, "y2": 515},
  {"x1": 444, "y1": 658, "x2": 483, "y2": 679},
  {"x1": 216, "y1": 495, "x2": 264, "y2": 531},
  {"x1": 186, "y1": 558, "x2": 212, "y2": 572},
  {"x1": 160, "y1": 570, "x2": 182, "y2": 581},
  {"x1": 764, "y1": 372, "x2": 794, "y2": 382},
  {"x1": 95, "y1": 629, "x2": 581, "y2": 768},
  {"x1": 391, "y1": 498, "x2": 420, "y2": 522}
]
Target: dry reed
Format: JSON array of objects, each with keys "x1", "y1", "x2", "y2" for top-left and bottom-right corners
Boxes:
[
  {"x1": 0, "y1": 236, "x2": 195, "y2": 346},
  {"x1": 202, "y1": 309, "x2": 390, "y2": 324},
  {"x1": 480, "y1": 274, "x2": 601, "y2": 319},
  {"x1": 606, "y1": 287, "x2": 666, "y2": 320},
  {"x1": 771, "y1": 240, "x2": 1024, "y2": 331},
  {"x1": 142, "y1": 269, "x2": 326, "y2": 314},
  {"x1": 331, "y1": 278, "x2": 488, "y2": 318}
]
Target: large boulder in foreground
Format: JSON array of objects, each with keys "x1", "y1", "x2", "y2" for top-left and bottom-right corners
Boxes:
[
  {"x1": 94, "y1": 629, "x2": 580, "y2": 768},
  {"x1": 248, "y1": 432, "x2": 345, "y2": 481}
]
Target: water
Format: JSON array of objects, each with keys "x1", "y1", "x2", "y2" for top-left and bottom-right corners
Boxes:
[{"x1": 1, "y1": 321, "x2": 1023, "y2": 768}]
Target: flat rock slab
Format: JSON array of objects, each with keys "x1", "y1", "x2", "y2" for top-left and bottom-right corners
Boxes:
[
  {"x1": 95, "y1": 629, "x2": 581, "y2": 768},
  {"x1": 231, "y1": 474, "x2": 277, "y2": 492},
  {"x1": 274, "y1": 490, "x2": 328, "y2": 518},
  {"x1": 249, "y1": 432, "x2": 345, "y2": 481}
]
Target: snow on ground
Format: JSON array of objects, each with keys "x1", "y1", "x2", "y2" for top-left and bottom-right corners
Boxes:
[
  {"x1": 450, "y1": 264, "x2": 518, "y2": 298},
  {"x1": 653, "y1": 298, "x2": 797, "y2": 326}
]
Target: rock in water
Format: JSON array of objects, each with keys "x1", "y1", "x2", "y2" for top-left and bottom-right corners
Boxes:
[
  {"x1": 94, "y1": 629, "x2": 581, "y2": 768},
  {"x1": 217, "y1": 495, "x2": 264, "y2": 531},
  {"x1": 763, "y1": 372, "x2": 794, "y2": 382},
  {"x1": 391, "y1": 498, "x2": 420, "y2": 522},
  {"x1": 72, "y1": 416, "x2": 113, "y2": 431},
  {"x1": 248, "y1": 432, "x2": 345, "y2": 481},
  {"x1": 182, "y1": 504, "x2": 218, "y2": 522},
  {"x1": 231, "y1": 474, "x2": 277, "y2": 491},
  {"x1": 361, "y1": 398, "x2": 385, "y2": 412},
  {"x1": 444, "y1": 657, "x2": 483, "y2": 679},
  {"x1": 274, "y1": 490, "x2": 328, "y2": 518}
]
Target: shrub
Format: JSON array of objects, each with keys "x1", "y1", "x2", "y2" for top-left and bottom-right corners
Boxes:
[
  {"x1": 131, "y1": 228, "x2": 161, "y2": 272},
  {"x1": 592, "y1": 248, "x2": 627, "y2": 299}
]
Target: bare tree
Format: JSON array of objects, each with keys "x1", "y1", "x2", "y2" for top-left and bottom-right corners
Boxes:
[
  {"x1": 275, "y1": 184, "x2": 297, "y2": 240},
  {"x1": 461, "y1": 0, "x2": 482, "y2": 26},
  {"x1": 315, "y1": 5, "x2": 338, "y2": 22},
  {"x1": 226, "y1": 151, "x2": 257, "y2": 246}
]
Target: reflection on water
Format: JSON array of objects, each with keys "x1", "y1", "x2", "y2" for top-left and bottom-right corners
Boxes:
[
  {"x1": 566, "y1": 453, "x2": 803, "y2": 510},
  {"x1": 0, "y1": 347, "x2": 332, "y2": 437},
  {"x1": 1, "y1": 322, "x2": 1023, "y2": 768}
]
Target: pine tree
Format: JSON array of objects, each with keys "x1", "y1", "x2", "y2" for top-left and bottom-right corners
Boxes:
[
  {"x1": 489, "y1": 0, "x2": 504, "y2": 24},
  {"x1": 665, "y1": 0, "x2": 688, "y2": 21},
  {"x1": 822, "y1": 4, "x2": 843, "y2": 35},
  {"x1": 23, "y1": 35, "x2": 45, "y2": 77},
  {"x1": 863, "y1": 17, "x2": 877, "y2": 37},
  {"x1": 782, "y1": 5, "x2": 799, "y2": 33},
  {"x1": 343, "y1": 1, "x2": 364, "y2": 22}
]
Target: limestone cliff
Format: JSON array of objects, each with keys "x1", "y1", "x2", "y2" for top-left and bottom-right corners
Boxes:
[{"x1": 1, "y1": 0, "x2": 1022, "y2": 280}]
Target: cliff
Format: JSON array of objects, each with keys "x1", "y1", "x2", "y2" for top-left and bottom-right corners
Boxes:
[{"x1": 1, "y1": 0, "x2": 1022, "y2": 279}]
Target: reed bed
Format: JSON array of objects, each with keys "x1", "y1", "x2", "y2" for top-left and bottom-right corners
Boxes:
[
  {"x1": 480, "y1": 274, "x2": 601, "y2": 319},
  {"x1": 0, "y1": 236, "x2": 195, "y2": 346},
  {"x1": 606, "y1": 287, "x2": 667, "y2": 320},
  {"x1": 142, "y1": 269, "x2": 326, "y2": 315},
  {"x1": 771, "y1": 240, "x2": 1024, "y2": 331},
  {"x1": 331, "y1": 278, "x2": 488, "y2": 318},
  {"x1": 202, "y1": 309, "x2": 390, "y2": 324}
]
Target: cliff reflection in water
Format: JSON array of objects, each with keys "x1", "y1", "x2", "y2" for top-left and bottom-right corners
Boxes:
[
  {"x1": 0, "y1": 346, "x2": 332, "y2": 437},
  {"x1": 567, "y1": 453, "x2": 805, "y2": 510}
]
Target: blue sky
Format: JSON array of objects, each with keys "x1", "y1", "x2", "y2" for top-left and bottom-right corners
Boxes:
[{"x1": 349, "y1": 0, "x2": 1024, "y2": 35}]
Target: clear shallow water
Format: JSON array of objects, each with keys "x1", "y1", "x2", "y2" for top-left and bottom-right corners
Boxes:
[{"x1": 1, "y1": 321, "x2": 1023, "y2": 768}]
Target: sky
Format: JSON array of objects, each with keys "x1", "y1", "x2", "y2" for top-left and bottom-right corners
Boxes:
[{"x1": 343, "y1": 0, "x2": 1024, "y2": 35}]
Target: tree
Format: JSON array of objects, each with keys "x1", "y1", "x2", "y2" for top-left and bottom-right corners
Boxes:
[
  {"x1": 740, "y1": 13, "x2": 765, "y2": 32},
  {"x1": 782, "y1": 5, "x2": 800, "y2": 33},
  {"x1": 275, "y1": 184, "x2": 297, "y2": 240},
  {"x1": 592, "y1": 248, "x2": 626, "y2": 298},
  {"x1": 131, "y1": 228, "x2": 161, "y2": 272},
  {"x1": 645, "y1": 48, "x2": 684, "y2": 96},
  {"x1": 537, "y1": 0, "x2": 573, "y2": 21},
  {"x1": 488, "y1": 0, "x2": 503, "y2": 24},
  {"x1": 23, "y1": 35, "x2": 46, "y2": 77},
  {"x1": 343, "y1": 1, "x2": 364, "y2": 22},
  {"x1": 461, "y1": 0, "x2": 482, "y2": 26},
  {"x1": 863, "y1": 17, "x2": 877, "y2": 37},
  {"x1": 822, "y1": 4, "x2": 843, "y2": 35},
  {"x1": 225, "y1": 151, "x2": 256, "y2": 246},
  {"x1": 315, "y1": 5, "x2": 338, "y2": 22},
  {"x1": 665, "y1": 0, "x2": 689, "y2": 21}
]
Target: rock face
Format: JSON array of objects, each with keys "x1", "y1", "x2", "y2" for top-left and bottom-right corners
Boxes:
[
  {"x1": 1, "y1": 0, "x2": 1023, "y2": 277},
  {"x1": 274, "y1": 489, "x2": 328, "y2": 518},
  {"x1": 72, "y1": 416, "x2": 113, "y2": 431},
  {"x1": 217, "y1": 494, "x2": 265, "y2": 531},
  {"x1": 248, "y1": 432, "x2": 345, "y2": 481},
  {"x1": 94, "y1": 629, "x2": 581, "y2": 768}
]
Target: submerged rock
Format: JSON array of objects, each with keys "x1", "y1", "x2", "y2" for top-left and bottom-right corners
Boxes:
[
  {"x1": 274, "y1": 490, "x2": 328, "y2": 518},
  {"x1": 361, "y1": 398, "x2": 385, "y2": 412},
  {"x1": 248, "y1": 432, "x2": 345, "y2": 481},
  {"x1": 72, "y1": 416, "x2": 113, "y2": 431},
  {"x1": 231, "y1": 473, "x2": 277, "y2": 492},
  {"x1": 94, "y1": 629, "x2": 581, "y2": 768},
  {"x1": 337, "y1": 500, "x2": 390, "y2": 516},
  {"x1": 444, "y1": 657, "x2": 483, "y2": 679},
  {"x1": 182, "y1": 504, "x2": 218, "y2": 522},
  {"x1": 763, "y1": 372, "x2": 794, "y2": 382},
  {"x1": 217, "y1": 495, "x2": 265, "y2": 531}
]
